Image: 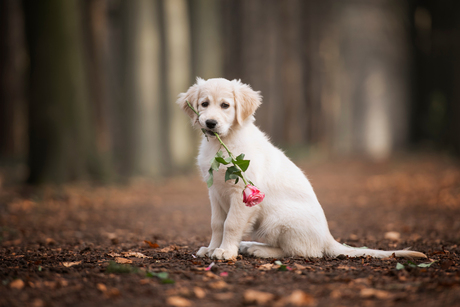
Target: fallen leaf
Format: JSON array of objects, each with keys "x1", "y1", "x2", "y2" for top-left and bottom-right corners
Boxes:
[
  {"x1": 62, "y1": 261, "x2": 82, "y2": 267},
  {"x1": 244, "y1": 289, "x2": 275, "y2": 305},
  {"x1": 336, "y1": 265, "x2": 356, "y2": 270},
  {"x1": 360, "y1": 288, "x2": 393, "y2": 300},
  {"x1": 115, "y1": 257, "x2": 132, "y2": 264},
  {"x1": 10, "y1": 279, "x2": 25, "y2": 290},
  {"x1": 293, "y1": 263, "x2": 307, "y2": 270},
  {"x1": 193, "y1": 287, "x2": 206, "y2": 299},
  {"x1": 97, "y1": 283, "x2": 107, "y2": 292},
  {"x1": 43, "y1": 281, "x2": 57, "y2": 289},
  {"x1": 282, "y1": 290, "x2": 316, "y2": 306},
  {"x1": 384, "y1": 231, "x2": 401, "y2": 241},
  {"x1": 166, "y1": 296, "x2": 192, "y2": 307},
  {"x1": 144, "y1": 240, "x2": 160, "y2": 248},
  {"x1": 208, "y1": 280, "x2": 228, "y2": 289},
  {"x1": 45, "y1": 238, "x2": 56, "y2": 245},
  {"x1": 159, "y1": 245, "x2": 178, "y2": 253},
  {"x1": 31, "y1": 298, "x2": 44, "y2": 307},
  {"x1": 204, "y1": 271, "x2": 219, "y2": 279},
  {"x1": 122, "y1": 251, "x2": 151, "y2": 258},
  {"x1": 258, "y1": 263, "x2": 274, "y2": 270},
  {"x1": 106, "y1": 288, "x2": 121, "y2": 297},
  {"x1": 107, "y1": 252, "x2": 121, "y2": 257}
]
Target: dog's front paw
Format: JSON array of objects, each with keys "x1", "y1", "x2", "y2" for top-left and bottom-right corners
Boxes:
[
  {"x1": 196, "y1": 246, "x2": 215, "y2": 257},
  {"x1": 211, "y1": 248, "x2": 238, "y2": 260}
]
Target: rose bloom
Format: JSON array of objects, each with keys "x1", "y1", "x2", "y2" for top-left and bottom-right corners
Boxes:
[{"x1": 242, "y1": 184, "x2": 265, "y2": 207}]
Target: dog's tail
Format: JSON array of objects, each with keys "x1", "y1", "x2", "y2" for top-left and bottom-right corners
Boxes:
[{"x1": 326, "y1": 239, "x2": 427, "y2": 258}]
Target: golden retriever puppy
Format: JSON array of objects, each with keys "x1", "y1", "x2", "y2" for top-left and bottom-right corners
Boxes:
[{"x1": 177, "y1": 77, "x2": 426, "y2": 260}]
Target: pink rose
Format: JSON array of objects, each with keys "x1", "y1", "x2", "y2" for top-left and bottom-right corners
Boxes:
[{"x1": 242, "y1": 185, "x2": 265, "y2": 207}]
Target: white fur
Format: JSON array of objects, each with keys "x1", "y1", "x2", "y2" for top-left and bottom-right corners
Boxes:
[{"x1": 177, "y1": 77, "x2": 427, "y2": 260}]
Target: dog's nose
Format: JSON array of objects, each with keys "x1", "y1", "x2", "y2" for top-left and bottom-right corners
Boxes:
[{"x1": 206, "y1": 119, "x2": 218, "y2": 129}]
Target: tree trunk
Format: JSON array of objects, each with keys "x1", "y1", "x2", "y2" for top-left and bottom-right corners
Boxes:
[
  {"x1": 117, "y1": 0, "x2": 162, "y2": 177},
  {"x1": 0, "y1": 0, "x2": 27, "y2": 160},
  {"x1": 164, "y1": 0, "x2": 194, "y2": 172},
  {"x1": 190, "y1": 0, "x2": 223, "y2": 79},
  {"x1": 23, "y1": 0, "x2": 104, "y2": 183}
]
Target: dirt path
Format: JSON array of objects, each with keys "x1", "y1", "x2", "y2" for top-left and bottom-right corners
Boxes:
[{"x1": 1, "y1": 155, "x2": 459, "y2": 307}]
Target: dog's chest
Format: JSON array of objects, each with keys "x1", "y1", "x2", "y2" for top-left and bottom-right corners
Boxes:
[{"x1": 198, "y1": 140, "x2": 243, "y2": 193}]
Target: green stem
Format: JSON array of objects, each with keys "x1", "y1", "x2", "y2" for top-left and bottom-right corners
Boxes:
[
  {"x1": 186, "y1": 100, "x2": 200, "y2": 117},
  {"x1": 214, "y1": 132, "x2": 249, "y2": 186},
  {"x1": 186, "y1": 101, "x2": 250, "y2": 187}
]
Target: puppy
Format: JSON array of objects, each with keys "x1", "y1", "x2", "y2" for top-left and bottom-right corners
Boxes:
[{"x1": 177, "y1": 77, "x2": 426, "y2": 260}]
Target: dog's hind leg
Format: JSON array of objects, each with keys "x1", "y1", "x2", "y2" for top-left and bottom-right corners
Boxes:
[
  {"x1": 247, "y1": 244, "x2": 285, "y2": 258},
  {"x1": 239, "y1": 241, "x2": 266, "y2": 255},
  {"x1": 239, "y1": 241, "x2": 285, "y2": 258}
]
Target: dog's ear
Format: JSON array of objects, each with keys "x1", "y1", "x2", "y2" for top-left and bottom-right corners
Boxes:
[
  {"x1": 176, "y1": 77, "x2": 205, "y2": 122},
  {"x1": 232, "y1": 79, "x2": 262, "y2": 125}
]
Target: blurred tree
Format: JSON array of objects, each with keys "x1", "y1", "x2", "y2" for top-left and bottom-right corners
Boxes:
[
  {"x1": 190, "y1": 0, "x2": 223, "y2": 79},
  {"x1": 164, "y1": 0, "x2": 195, "y2": 171},
  {"x1": 116, "y1": 0, "x2": 163, "y2": 177},
  {"x1": 23, "y1": 0, "x2": 106, "y2": 183},
  {"x1": 82, "y1": 0, "x2": 112, "y2": 160},
  {"x1": 410, "y1": 0, "x2": 460, "y2": 154},
  {"x1": 0, "y1": 0, "x2": 27, "y2": 161},
  {"x1": 332, "y1": 0, "x2": 411, "y2": 159}
]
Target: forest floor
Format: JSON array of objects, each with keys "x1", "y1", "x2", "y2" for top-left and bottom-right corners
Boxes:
[{"x1": 1, "y1": 154, "x2": 460, "y2": 307}]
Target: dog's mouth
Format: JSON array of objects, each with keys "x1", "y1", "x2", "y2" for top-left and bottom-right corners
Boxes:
[{"x1": 203, "y1": 129, "x2": 219, "y2": 136}]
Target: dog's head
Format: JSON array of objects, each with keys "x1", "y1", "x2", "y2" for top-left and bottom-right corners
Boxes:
[{"x1": 177, "y1": 77, "x2": 262, "y2": 137}]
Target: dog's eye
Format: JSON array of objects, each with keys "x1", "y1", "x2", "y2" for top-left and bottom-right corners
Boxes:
[
  {"x1": 201, "y1": 101, "x2": 209, "y2": 108},
  {"x1": 221, "y1": 102, "x2": 230, "y2": 109}
]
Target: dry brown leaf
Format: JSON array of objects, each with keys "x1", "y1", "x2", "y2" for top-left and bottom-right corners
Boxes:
[
  {"x1": 31, "y1": 298, "x2": 44, "y2": 307},
  {"x1": 121, "y1": 251, "x2": 151, "y2": 258},
  {"x1": 293, "y1": 263, "x2": 307, "y2": 270},
  {"x1": 96, "y1": 283, "x2": 107, "y2": 292},
  {"x1": 244, "y1": 289, "x2": 275, "y2": 305},
  {"x1": 208, "y1": 280, "x2": 228, "y2": 290},
  {"x1": 62, "y1": 261, "x2": 81, "y2": 267},
  {"x1": 203, "y1": 271, "x2": 220, "y2": 280},
  {"x1": 10, "y1": 279, "x2": 25, "y2": 290},
  {"x1": 193, "y1": 287, "x2": 206, "y2": 299},
  {"x1": 45, "y1": 238, "x2": 56, "y2": 245},
  {"x1": 43, "y1": 281, "x2": 57, "y2": 289},
  {"x1": 115, "y1": 257, "x2": 132, "y2": 264},
  {"x1": 105, "y1": 288, "x2": 121, "y2": 297},
  {"x1": 287, "y1": 290, "x2": 316, "y2": 306},
  {"x1": 107, "y1": 252, "x2": 121, "y2": 257},
  {"x1": 336, "y1": 265, "x2": 356, "y2": 270},
  {"x1": 275, "y1": 290, "x2": 316, "y2": 307},
  {"x1": 166, "y1": 296, "x2": 192, "y2": 307},
  {"x1": 384, "y1": 231, "x2": 401, "y2": 241},
  {"x1": 360, "y1": 288, "x2": 393, "y2": 300},
  {"x1": 144, "y1": 240, "x2": 160, "y2": 248},
  {"x1": 159, "y1": 245, "x2": 178, "y2": 253},
  {"x1": 258, "y1": 263, "x2": 274, "y2": 270}
]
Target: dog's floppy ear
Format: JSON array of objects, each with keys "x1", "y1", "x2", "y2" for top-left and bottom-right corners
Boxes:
[
  {"x1": 176, "y1": 77, "x2": 205, "y2": 122},
  {"x1": 232, "y1": 79, "x2": 262, "y2": 125}
]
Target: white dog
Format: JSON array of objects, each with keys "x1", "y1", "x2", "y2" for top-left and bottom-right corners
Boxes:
[{"x1": 177, "y1": 77, "x2": 426, "y2": 260}]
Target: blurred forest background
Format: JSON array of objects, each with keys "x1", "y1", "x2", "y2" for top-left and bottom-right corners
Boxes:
[{"x1": 0, "y1": 0, "x2": 459, "y2": 184}]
